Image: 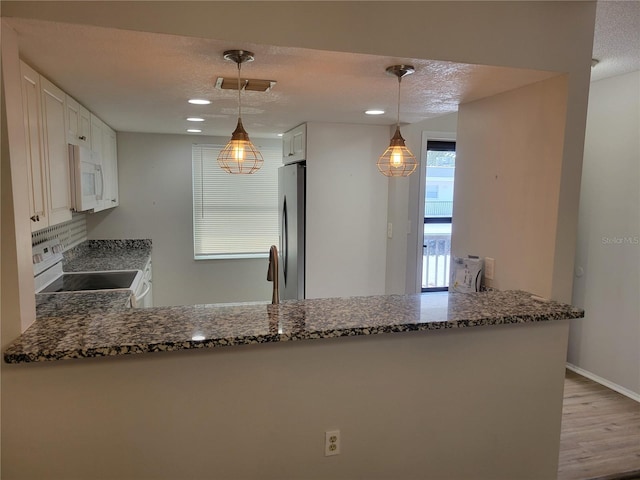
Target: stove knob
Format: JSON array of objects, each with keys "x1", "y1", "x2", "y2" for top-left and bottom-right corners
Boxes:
[{"x1": 32, "y1": 253, "x2": 44, "y2": 264}]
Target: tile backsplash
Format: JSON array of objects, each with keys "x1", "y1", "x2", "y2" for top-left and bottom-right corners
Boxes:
[{"x1": 31, "y1": 213, "x2": 87, "y2": 251}]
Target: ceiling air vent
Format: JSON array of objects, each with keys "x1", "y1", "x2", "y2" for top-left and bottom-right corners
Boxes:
[{"x1": 215, "y1": 77, "x2": 276, "y2": 92}]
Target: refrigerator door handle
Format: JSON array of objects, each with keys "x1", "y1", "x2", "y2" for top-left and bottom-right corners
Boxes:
[{"x1": 282, "y1": 195, "x2": 288, "y2": 284}]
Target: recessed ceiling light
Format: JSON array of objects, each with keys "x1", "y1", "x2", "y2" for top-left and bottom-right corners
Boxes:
[
  {"x1": 188, "y1": 99, "x2": 211, "y2": 105},
  {"x1": 187, "y1": 117, "x2": 205, "y2": 122},
  {"x1": 277, "y1": 133, "x2": 284, "y2": 137},
  {"x1": 365, "y1": 109, "x2": 385, "y2": 115},
  {"x1": 187, "y1": 129, "x2": 202, "y2": 133}
]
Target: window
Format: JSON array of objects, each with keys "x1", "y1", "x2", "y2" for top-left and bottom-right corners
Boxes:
[
  {"x1": 192, "y1": 144, "x2": 281, "y2": 259},
  {"x1": 422, "y1": 140, "x2": 455, "y2": 291}
]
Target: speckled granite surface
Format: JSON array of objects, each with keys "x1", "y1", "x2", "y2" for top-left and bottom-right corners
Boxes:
[
  {"x1": 36, "y1": 291, "x2": 133, "y2": 318},
  {"x1": 63, "y1": 239, "x2": 151, "y2": 271},
  {"x1": 5, "y1": 290, "x2": 583, "y2": 364}
]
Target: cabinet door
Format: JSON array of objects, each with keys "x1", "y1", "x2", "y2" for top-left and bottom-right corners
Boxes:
[
  {"x1": 283, "y1": 124, "x2": 306, "y2": 164},
  {"x1": 106, "y1": 125, "x2": 118, "y2": 207},
  {"x1": 40, "y1": 76, "x2": 72, "y2": 225},
  {"x1": 90, "y1": 113, "x2": 103, "y2": 154},
  {"x1": 99, "y1": 124, "x2": 118, "y2": 209},
  {"x1": 79, "y1": 105, "x2": 91, "y2": 148},
  {"x1": 66, "y1": 95, "x2": 91, "y2": 147},
  {"x1": 20, "y1": 61, "x2": 49, "y2": 232}
]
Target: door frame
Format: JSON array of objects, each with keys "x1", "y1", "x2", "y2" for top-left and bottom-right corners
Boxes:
[{"x1": 415, "y1": 130, "x2": 457, "y2": 293}]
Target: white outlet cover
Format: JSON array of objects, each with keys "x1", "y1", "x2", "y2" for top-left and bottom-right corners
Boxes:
[{"x1": 325, "y1": 430, "x2": 340, "y2": 456}]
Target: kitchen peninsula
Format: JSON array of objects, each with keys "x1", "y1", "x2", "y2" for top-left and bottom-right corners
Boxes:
[
  {"x1": 3, "y1": 290, "x2": 583, "y2": 479},
  {"x1": 5, "y1": 290, "x2": 582, "y2": 363}
]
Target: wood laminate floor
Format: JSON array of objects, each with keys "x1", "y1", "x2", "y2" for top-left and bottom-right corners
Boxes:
[{"x1": 558, "y1": 370, "x2": 640, "y2": 480}]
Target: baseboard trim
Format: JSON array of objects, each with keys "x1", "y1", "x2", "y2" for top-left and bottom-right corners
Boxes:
[{"x1": 566, "y1": 363, "x2": 640, "y2": 403}]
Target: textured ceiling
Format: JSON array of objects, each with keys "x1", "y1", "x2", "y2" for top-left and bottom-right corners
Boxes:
[
  {"x1": 9, "y1": 17, "x2": 559, "y2": 138},
  {"x1": 591, "y1": 0, "x2": 640, "y2": 82},
  {"x1": 8, "y1": 3, "x2": 637, "y2": 139}
]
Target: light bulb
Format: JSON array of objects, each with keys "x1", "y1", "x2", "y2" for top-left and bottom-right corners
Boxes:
[
  {"x1": 233, "y1": 142, "x2": 245, "y2": 162},
  {"x1": 391, "y1": 147, "x2": 404, "y2": 168}
]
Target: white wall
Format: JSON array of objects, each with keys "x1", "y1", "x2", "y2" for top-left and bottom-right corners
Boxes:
[
  {"x1": 569, "y1": 70, "x2": 640, "y2": 396},
  {"x1": 452, "y1": 76, "x2": 569, "y2": 299},
  {"x1": 87, "y1": 126, "x2": 391, "y2": 305},
  {"x1": 85, "y1": 132, "x2": 281, "y2": 306},
  {"x1": 2, "y1": 321, "x2": 571, "y2": 480},
  {"x1": 305, "y1": 122, "x2": 389, "y2": 298},
  {"x1": 1, "y1": 21, "x2": 36, "y2": 342}
]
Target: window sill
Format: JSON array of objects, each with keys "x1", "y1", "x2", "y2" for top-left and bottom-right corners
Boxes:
[{"x1": 194, "y1": 253, "x2": 269, "y2": 261}]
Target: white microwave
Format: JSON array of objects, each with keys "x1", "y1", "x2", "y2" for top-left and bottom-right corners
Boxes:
[{"x1": 69, "y1": 144, "x2": 103, "y2": 212}]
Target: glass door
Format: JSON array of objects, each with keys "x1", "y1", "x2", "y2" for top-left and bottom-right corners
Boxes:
[{"x1": 422, "y1": 141, "x2": 455, "y2": 292}]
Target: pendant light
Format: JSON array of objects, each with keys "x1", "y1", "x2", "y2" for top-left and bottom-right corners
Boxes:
[
  {"x1": 217, "y1": 50, "x2": 264, "y2": 174},
  {"x1": 377, "y1": 65, "x2": 418, "y2": 177}
]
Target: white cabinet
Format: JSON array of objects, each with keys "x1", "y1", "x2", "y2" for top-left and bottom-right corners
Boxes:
[
  {"x1": 91, "y1": 114, "x2": 119, "y2": 212},
  {"x1": 20, "y1": 60, "x2": 119, "y2": 227},
  {"x1": 66, "y1": 95, "x2": 91, "y2": 148},
  {"x1": 20, "y1": 61, "x2": 49, "y2": 232},
  {"x1": 283, "y1": 123, "x2": 306, "y2": 163},
  {"x1": 101, "y1": 123, "x2": 119, "y2": 209},
  {"x1": 40, "y1": 76, "x2": 73, "y2": 226},
  {"x1": 142, "y1": 259, "x2": 153, "y2": 307}
]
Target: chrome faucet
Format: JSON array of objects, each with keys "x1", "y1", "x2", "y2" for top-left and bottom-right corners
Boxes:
[{"x1": 267, "y1": 245, "x2": 279, "y2": 305}]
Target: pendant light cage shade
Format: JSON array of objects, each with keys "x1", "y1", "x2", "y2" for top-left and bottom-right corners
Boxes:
[
  {"x1": 217, "y1": 49, "x2": 263, "y2": 174},
  {"x1": 377, "y1": 64, "x2": 417, "y2": 177},
  {"x1": 377, "y1": 126, "x2": 418, "y2": 177},
  {"x1": 217, "y1": 119, "x2": 264, "y2": 174}
]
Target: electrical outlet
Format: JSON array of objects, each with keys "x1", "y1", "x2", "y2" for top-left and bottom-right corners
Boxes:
[
  {"x1": 387, "y1": 223, "x2": 393, "y2": 239},
  {"x1": 485, "y1": 257, "x2": 495, "y2": 280},
  {"x1": 325, "y1": 430, "x2": 340, "y2": 456}
]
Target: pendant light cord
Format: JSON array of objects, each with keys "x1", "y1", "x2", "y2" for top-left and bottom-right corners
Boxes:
[
  {"x1": 237, "y1": 62, "x2": 242, "y2": 121},
  {"x1": 396, "y1": 76, "x2": 402, "y2": 128}
]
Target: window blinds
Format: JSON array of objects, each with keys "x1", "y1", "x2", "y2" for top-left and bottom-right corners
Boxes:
[{"x1": 192, "y1": 144, "x2": 280, "y2": 259}]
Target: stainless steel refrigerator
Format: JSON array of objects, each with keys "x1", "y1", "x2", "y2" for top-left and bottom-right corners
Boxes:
[{"x1": 278, "y1": 162, "x2": 306, "y2": 300}]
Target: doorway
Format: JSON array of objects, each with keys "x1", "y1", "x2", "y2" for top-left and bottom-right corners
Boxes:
[{"x1": 421, "y1": 140, "x2": 456, "y2": 292}]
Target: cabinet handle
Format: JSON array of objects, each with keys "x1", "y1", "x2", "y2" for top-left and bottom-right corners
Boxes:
[
  {"x1": 111, "y1": 199, "x2": 117, "y2": 203},
  {"x1": 79, "y1": 135, "x2": 87, "y2": 141},
  {"x1": 288, "y1": 153, "x2": 294, "y2": 156},
  {"x1": 30, "y1": 215, "x2": 39, "y2": 222}
]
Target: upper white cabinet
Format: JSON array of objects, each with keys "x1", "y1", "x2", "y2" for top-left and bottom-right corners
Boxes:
[
  {"x1": 40, "y1": 76, "x2": 73, "y2": 226},
  {"x1": 21, "y1": 62, "x2": 75, "y2": 229},
  {"x1": 91, "y1": 114, "x2": 119, "y2": 212},
  {"x1": 103, "y1": 124, "x2": 119, "y2": 208},
  {"x1": 20, "y1": 60, "x2": 119, "y2": 230},
  {"x1": 283, "y1": 123, "x2": 306, "y2": 164},
  {"x1": 66, "y1": 95, "x2": 91, "y2": 148},
  {"x1": 20, "y1": 61, "x2": 49, "y2": 232}
]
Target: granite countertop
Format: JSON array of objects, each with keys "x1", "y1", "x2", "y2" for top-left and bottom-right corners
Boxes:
[
  {"x1": 36, "y1": 291, "x2": 133, "y2": 318},
  {"x1": 4, "y1": 290, "x2": 584, "y2": 364},
  {"x1": 63, "y1": 239, "x2": 152, "y2": 272},
  {"x1": 34, "y1": 240, "x2": 152, "y2": 315}
]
